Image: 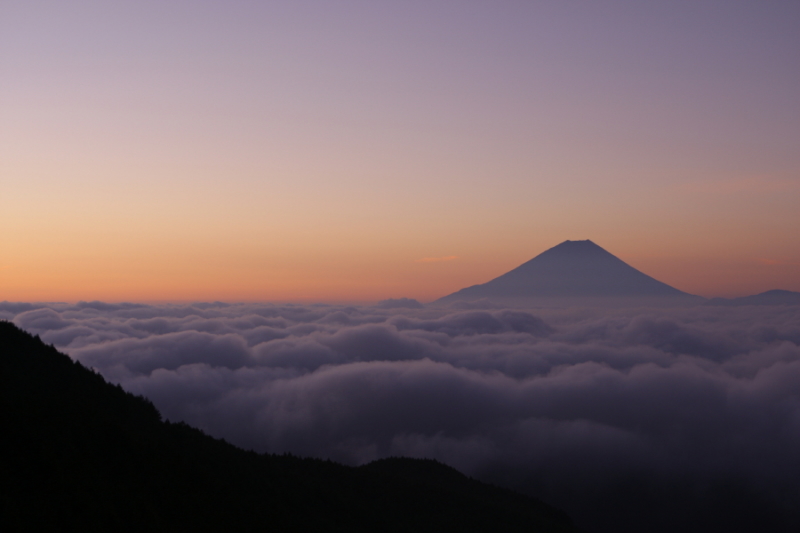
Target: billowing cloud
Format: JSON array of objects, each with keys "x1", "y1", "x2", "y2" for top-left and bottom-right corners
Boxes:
[
  {"x1": 7, "y1": 302, "x2": 800, "y2": 532},
  {"x1": 375, "y1": 297, "x2": 424, "y2": 309}
]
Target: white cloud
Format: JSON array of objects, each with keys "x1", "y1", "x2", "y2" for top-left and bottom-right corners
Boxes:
[{"x1": 7, "y1": 301, "x2": 800, "y2": 532}]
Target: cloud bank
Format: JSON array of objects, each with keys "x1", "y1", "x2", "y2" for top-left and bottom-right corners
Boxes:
[{"x1": 4, "y1": 301, "x2": 800, "y2": 532}]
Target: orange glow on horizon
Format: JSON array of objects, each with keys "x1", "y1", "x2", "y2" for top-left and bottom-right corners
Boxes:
[
  {"x1": 3, "y1": 235, "x2": 798, "y2": 303},
  {"x1": 2, "y1": 3, "x2": 798, "y2": 303}
]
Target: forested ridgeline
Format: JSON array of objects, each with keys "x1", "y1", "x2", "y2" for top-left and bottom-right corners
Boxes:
[{"x1": 0, "y1": 321, "x2": 578, "y2": 532}]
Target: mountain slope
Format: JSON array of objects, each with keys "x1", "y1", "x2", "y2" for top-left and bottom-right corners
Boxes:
[
  {"x1": 437, "y1": 240, "x2": 699, "y2": 305},
  {"x1": 705, "y1": 289, "x2": 800, "y2": 306},
  {"x1": 0, "y1": 321, "x2": 579, "y2": 533}
]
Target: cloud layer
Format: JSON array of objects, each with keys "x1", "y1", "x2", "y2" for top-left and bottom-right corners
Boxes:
[{"x1": 5, "y1": 301, "x2": 800, "y2": 532}]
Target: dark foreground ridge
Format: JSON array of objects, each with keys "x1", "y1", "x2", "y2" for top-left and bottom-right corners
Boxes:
[
  {"x1": 0, "y1": 321, "x2": 579, "y2": 533},
  {"x1": 436, "y1": 240, "x2": 701, "y2": 306}
]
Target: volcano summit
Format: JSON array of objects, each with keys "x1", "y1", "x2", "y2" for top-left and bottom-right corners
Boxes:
[{"x1": 436, "y1": 240, "x2": 701, "y2": 307}]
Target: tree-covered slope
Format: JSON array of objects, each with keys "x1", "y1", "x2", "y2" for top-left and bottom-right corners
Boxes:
[{"x1": 0, "y1": 321, "x2": 579, "y2": 532}]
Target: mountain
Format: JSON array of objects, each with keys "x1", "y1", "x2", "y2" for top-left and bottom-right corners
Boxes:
[
  {"x1": 704, "y1": 289, "x2": 800, "y2": 306},
  {"x1": 436, "y1": 240, "x2": 701, "y2": 307},
  {"x1": 0, "y1": 321, "x2": 579, "y2": 533}
]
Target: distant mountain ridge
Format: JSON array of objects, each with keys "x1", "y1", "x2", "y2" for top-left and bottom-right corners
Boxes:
[
  {"x1": 704, "y1": 289, "x2": 800, "y2": 306},
  {"x1": 437, "y1": 240, "x2": 699, "y2": 306}
]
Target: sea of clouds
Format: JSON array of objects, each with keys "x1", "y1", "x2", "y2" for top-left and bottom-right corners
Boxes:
[{"x1": 4, "y1": 300, "x2": 800, "y2": 532}]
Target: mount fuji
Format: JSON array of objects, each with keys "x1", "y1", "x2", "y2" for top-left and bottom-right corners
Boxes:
[{"x1": 436, "y1": 240, "x2": 702, "y2": 307}]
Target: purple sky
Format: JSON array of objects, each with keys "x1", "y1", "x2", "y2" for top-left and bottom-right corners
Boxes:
[{"x1": 2, "y1": 1, "x2": 799, "y2": 301}]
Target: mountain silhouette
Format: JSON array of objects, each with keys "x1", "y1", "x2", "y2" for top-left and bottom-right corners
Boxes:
[
  {"x1": 0, "y1": 321, "x2": 578, "y2": 533},
  {"x1": 704, "y1": 289, "x2": 800, "y2": 306},
  {"x1": 437, "y1": 240, "x2": 700, "y2": 306}
]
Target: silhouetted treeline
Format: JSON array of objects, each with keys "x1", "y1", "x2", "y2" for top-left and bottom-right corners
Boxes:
[{"x1": 0, "y1": 321, "x2": 578, "y2": 532}]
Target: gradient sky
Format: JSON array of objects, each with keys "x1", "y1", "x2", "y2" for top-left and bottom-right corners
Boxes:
[{"x1": 2, "y1": 0, "x2": 799, "y2": 302}]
